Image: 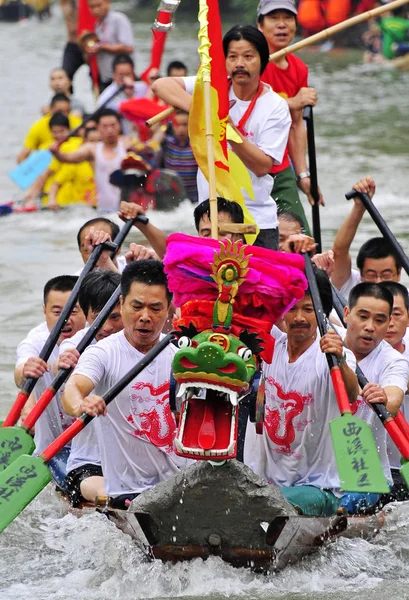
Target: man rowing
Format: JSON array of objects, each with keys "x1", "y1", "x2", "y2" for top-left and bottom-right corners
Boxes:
[
  {"x1": 245, "y1": 268, "x2": 358, "y2": 516},
  {"x1": 152, "y1": 24, "x2": 291, "y2": 250},
  {"x1": 62, "y1": 260, "x2": 189, "y2": 508}
]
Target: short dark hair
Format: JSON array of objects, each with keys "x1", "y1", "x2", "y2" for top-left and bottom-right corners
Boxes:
[
  {"x1": 356, "y1": 237, "x2": 402, "y2": 273},
  {"x1": 112, "y1": 53, "x2": 134, "y2": 70},
  {"x1": 121, "y1": 260, "x2": 172, "y2": 304},
  {"x1": 43, "y1": 275, "x2": 78, "y2": 305},
  {"x1": 49, "y1": 111, "x2": 70, "y2": 130},
  {"x1": 278, "y1": 210, "x2": 304, "y2": 230},
  {"x1": 305, "y1": 267, "x2": 333, "y2": 317},
  {"x1": 223, "y1": 25, "x2": 270, "y2": 75},
  {"x1": 51, "y1": 93, "x2": 70, "y2": 106},
  {"x1": 378, "y1": 281, "x2": 409, "y2": 312},
  {"x1": 166, "y1": 60, "x2": 187, "y2": 76},
  {"x1": 349, "y1": 282, "x2": 393, "y2": 314},
  {"x1": 76, "y1": 218, "x2": 120, "y2": 249},
  {"x1": 79, "y1": 270, "x2": 121, "y2": 316},
  {"x1": 193, "y1": 197, "x2": 244, "y2": 232},
  {"x1": 95, "y1": 108, "x2": 121, "y2": 124}
]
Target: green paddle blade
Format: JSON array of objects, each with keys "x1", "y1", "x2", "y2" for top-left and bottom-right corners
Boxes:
[
  {"x1": 0, "y1": 427, "x2": 35, "y2": 472},
  {"x1": 330, "y1": 415, "x2": 389, "y2": 493},
  {"x1": 0, "y1": 454, "x2": 52, "y2": 533}
]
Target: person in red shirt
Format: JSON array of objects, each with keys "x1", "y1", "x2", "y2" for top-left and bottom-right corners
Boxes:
[{"x1": 257, "y1": 0, "x2": 324, "y2": 236}]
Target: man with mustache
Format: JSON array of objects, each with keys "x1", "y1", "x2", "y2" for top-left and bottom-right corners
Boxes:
[
  {"x1": 245, "y1": 268, "x2": 359, "y2": 516},
  {"x1": 152, "y1": 24, "x2": 292, "y2": 250},
  {"x1": 257, "y1": 0, "x2": 322, "y2": 235},
  {"x1": 339, "y1": 282, "x2": 409, "y2": 513}
]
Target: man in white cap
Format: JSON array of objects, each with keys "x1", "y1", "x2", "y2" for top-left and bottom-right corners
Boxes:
[{"x1": 257, "y1": 0, "x2": 322, "y2": 236}]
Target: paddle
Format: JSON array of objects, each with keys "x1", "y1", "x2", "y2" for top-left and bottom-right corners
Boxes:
[
  {"x1": 0, "y1": 285, "x2": 121, "y2": 471},
  {"x1": 110, "y1": 213, "x2": 149, "y2": 260},
  {"x1": 303, "y1": 253, "x2": 388, "y2": 493},
  {"x1": 0, "y1": 333, "x2": 176, "y2": 533},
  {"x1": 331, "y1": 283, "x2": 409, "y2": 487},
  {"x1": 2, "y1": 239, "x2": 119, "y2": 430},
  {"x1": 9, "y1": 84, "x2": 126, "y2": 191},
  {"x1": 345, "y1": 189, "x2": 409, "y2": 276},
  {"x1": 303, "y1": 106, "x2": 322, "y2": 253}
]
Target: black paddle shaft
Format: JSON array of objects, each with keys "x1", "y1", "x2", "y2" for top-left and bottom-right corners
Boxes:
[
  {"x1": 81, "y1": 333, "x2": 176, "y2": 427},
  {"x1": 51, "y1": 285, "x2": 122, "y2": 393},
  {"x1": 303, "y1": 253, "x2": 338, "y2": 371},
  {"x1": 110, "y1": 214, "x2": 149, "y2": 259},
  {"x1": 68, "y1": 84, "x2": 126, "y2": 139},
  {"x1": 21, "y1": 239, "x2": 117, "y2": 399},
  {"x1": 303, "y1": 105, "x2": 322, "y2": 253},
  {"x1": 345, "y1": 189, "x2": 409, "y2": 276}
]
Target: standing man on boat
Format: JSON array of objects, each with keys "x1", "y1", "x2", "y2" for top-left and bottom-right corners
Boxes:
[
  {"x1": 244, "y1": 268, "x2": 359, "y2": 517},
  {"x1": 59, "y1": 0, "x2": 84, "y2": 85},
  {"x1": 51, "y1": 108, "x2": 129, "y2": 212},
  {"x1": 85, "y1": 0, "x2": 135, "y2": 92},
  {"x1": 62, "y1": 260, "x2": 189, "y2": 509},
  {"x1": 331, "y1": 176, "x2": 404, "y2": 299},
  {"x1": 257, "y1": 0, "x2": 323, "y2": 235},
  {"x1": 340, "y1": 282, "x2": 408, "y2": 513},
  {"x1": 152, "y1": 24, "x2": 292, "y2": 250}
]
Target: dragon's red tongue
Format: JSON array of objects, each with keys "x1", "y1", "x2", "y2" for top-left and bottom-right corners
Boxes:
[{"x1": 198, "y1": 403, "x2": 216, "y2": 450}]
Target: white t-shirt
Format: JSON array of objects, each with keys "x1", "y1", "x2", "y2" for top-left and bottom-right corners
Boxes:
[
  {"x1": 15, "y1": 324, "x2": 75, "y2": 455},
  {"x1": 183, "y1": 76, "x2": 291, "y2": 230},
  {"x1": 332, "y1": 268, "x2": 361, "y2": 302},
  {"x1": 60, "y1": 328, "x2": 102, "y2": 473},
  {"x1": 353, "y1": 340, "x2": 409, "y2": 483},
  {"x1": 74, "y1": 255, "x2": 127, "y2": 276},
  {"x1": 244, "y1": 326, "x2": 356, "y2": 492},
  {"x1": 71, "y1": 331, "x2": 189, "y2": 496},
  {"x1": 387, "y1": 332, "x2": 409, "y2": 469},
  {"x1": 97, "y1": 81, "x2": 149, "y2": 134}
]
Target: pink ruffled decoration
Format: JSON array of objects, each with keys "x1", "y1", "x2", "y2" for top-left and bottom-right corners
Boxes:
[{"x1": 164, "y1": 233, "x2": 307, "y2": 324}]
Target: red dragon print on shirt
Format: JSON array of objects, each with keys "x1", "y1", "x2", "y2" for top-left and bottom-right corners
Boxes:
[
  {"x1": 264, "y1": 377, "x2": 313, "y2": 454},
  {"x1": 127, "y1": 381, "x2": 176, "y2": 453}
]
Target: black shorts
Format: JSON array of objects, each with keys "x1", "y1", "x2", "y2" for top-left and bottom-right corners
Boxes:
[{"x1": 64, "y1": 463, "x2": 103, "y2": 507}]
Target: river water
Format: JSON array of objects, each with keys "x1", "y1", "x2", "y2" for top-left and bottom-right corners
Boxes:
[{"x1": 1, "y1": 6, "x2": 409, "y2": 600}]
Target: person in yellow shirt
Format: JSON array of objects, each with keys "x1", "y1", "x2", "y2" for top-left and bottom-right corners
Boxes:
[
  {"x1": 23, "y1": 112, "x2": 83, "y2": 209},
  {"x1": 48, "y1": 127, "x2": 99, "y2": 208},
  {"x1": 17, "y1": 93, "x2": 82, "y2": 164}
]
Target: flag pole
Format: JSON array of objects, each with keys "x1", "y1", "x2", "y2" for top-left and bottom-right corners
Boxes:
[{"x1": 203, "y1": 75, "x2": 219, "y2": 239}]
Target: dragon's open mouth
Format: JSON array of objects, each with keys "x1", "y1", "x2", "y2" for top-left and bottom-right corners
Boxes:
[{"x1": 174, "y1": 382, "x2": 241, "y2": 460}]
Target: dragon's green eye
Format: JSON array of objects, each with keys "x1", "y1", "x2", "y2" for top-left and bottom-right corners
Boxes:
[
  {"x1": 178, "y1": 336, "x2": 192, "y2": 349},
  {"x1": 237, "y1": 347, "x2": 252, "y2": 362}
]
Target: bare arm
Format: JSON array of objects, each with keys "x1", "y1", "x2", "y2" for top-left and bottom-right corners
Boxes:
[
  {"x1": 17, "y1": 147, "x2": 31, "y2": 164},
  {"x1": 362, "y1": 382, "x2": 403, "y2": 416},
  {"x1": 24, "y1": 168, "x2": 52, "y2": 205},
  {"x1": 98, "y1": 42, "x2": 133, "y2": 54},
  {"x1": 51, "y1": 143, "x2": 95, "y2": 165},
  {"x1": 14, "y1": 357, "x2": 49, "y2": 389},
  {"x1": 151, "y1": 77, "x2": 192, "y2": 112},
  {"x1": 331, "y1": 176, "x2": 375, "y2": 289},
  {"x1": 62, "y1": 373, "x2": 95, "y2": 417}
]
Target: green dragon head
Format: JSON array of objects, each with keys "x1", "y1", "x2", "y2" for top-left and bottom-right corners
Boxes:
[{"x1": 172, "y1": 324, "x2": 263, "y2": 460}]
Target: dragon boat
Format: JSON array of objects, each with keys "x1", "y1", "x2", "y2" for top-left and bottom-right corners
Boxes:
[{"x1": 70, "y1": 233, "x2": 389, "y2": 571}]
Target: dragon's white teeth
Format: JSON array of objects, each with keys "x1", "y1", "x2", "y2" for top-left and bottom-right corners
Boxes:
[
  {"x1": 178, "y1": 383, "x2": 187, "y2": 397},
  {"x1": 229, "y1": 391, "x2": 238, "y2": 406}
]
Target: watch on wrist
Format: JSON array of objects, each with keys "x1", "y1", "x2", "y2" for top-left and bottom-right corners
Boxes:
[{"x1": 296, "y1": 171, "x2": 310, "y2": 182}]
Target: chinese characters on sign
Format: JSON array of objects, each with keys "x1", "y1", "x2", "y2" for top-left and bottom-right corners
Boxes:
[
  {"x1": 0, "y1": 464, "x2": 38, "y2": 505},
  {"x1": 342, "y1": 421, "x2": 371, "y2": 489}
]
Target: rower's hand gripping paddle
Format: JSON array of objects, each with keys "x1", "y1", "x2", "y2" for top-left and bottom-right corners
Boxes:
[
  {"x1": 0, "y1": 333, "x2": 175, "y2": 534},
  {"x1": 303, "y1": 253, "x2": 388, "y2": 493}
]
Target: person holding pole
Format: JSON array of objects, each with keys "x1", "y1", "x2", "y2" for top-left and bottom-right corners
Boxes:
[
  {"x1": 62, "y1": 260, "x2": 189, "y2": 508},
  {"x1": 152, "y1": 25, "x2": 291, "y2": 250},
  {"x1": 257, "y1": 0, "x2": 323, "y2": 236}
]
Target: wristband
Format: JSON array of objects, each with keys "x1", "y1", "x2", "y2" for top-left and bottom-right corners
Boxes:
[{"x1": 296, "y1": 171, "x2": 310, "y2": 182}]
